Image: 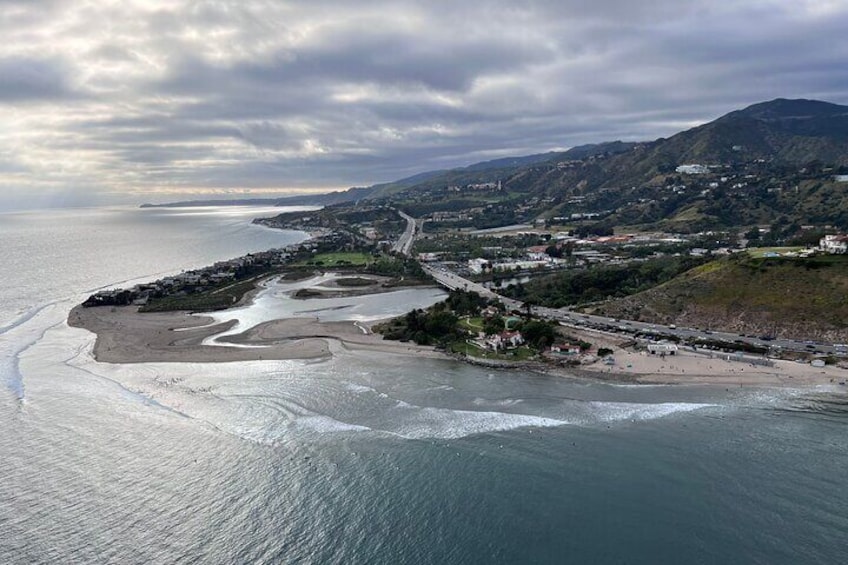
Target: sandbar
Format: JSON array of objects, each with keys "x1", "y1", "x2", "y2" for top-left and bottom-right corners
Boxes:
[{"x1": 68, "y1": 304, "x2": 441, "y2": 364}]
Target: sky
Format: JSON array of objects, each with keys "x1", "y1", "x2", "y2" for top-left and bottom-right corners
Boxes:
[{"x1": 2, "y1": 0, "x2": 848, "y2": 210}]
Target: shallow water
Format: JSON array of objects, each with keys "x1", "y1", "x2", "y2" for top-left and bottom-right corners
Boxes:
[{"x1": 201, "y1": 272, "x2": 448, "y2": 345}]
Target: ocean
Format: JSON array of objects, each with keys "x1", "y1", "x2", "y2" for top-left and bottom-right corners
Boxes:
[{"x1": 1, "y1": 206, "x2": 847, "y2": 564}]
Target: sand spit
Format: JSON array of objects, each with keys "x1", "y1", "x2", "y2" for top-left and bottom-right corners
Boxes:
[{"x1": 68, "y1": 305, "x2": 440, "y2": 364}]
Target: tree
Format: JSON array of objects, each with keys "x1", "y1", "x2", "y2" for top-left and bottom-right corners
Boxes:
[
  {"x1": 545, "y1": 244, "x2": 563, "y2": 258},
  {"x1": 519, "y1": 320, "x2": 558, "y2": 350},
  {"x1": 424, "y1": 310, "x2": 459, "y2": 338},
  {"x1": 483, "y1": 316, "x2": 505, "y2": 336},
  {"x1": 446, "y1": 289, "x2": 487, "y2": 316},
  {"x1": 523, "y1": 298, "x2": 536, "y2": 318}
]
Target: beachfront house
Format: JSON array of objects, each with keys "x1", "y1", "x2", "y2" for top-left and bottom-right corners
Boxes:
[
  {"x1": 486, "y1": 330, "x2": 524, "y2": 351},
  {"x1": 550, "y1": 343, "x2": 582, "y2": 356}
]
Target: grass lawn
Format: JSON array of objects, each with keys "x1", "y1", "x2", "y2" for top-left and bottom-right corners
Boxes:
[
  {"x1": 298, "y1": 252, "x2": 373, "y2": 267},
  {"x1": 458, "y1": 317, "x2": 484, "y2": 332}
]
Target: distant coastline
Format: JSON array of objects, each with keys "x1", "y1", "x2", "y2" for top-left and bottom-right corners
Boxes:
[{"x1": 139, "y1": 185, "x2": 374, "y2": 209}]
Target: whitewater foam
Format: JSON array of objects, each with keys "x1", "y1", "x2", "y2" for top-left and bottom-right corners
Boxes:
[{"x1": 588, "y1": 401, "x2": 717, "y2": 422}]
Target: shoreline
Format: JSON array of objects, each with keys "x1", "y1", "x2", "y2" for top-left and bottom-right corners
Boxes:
[
  {"x1": 66, "y1": 269, "x2": 848, "y2": 388},
  {"x1": 551, "y1": 327, "x2": 848, "y2": 387},
  {"x1": 67, "y1": 301, "x2": 847, "y2": 388}
]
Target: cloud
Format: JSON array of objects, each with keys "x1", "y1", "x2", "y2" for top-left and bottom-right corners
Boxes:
[
  {"x1": 0, "y1": 57, "x2": 78, "y2": 101},
  {"x1": 1, "y1": 0, "x2": 847, "y2": 208}
]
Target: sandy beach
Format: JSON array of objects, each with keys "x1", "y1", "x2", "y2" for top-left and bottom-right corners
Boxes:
[
  {"x1": 68, "y1": 304, "x2": 442, "y2": 364},
  {"x1": 563, "y1": 327, "x2": 848, "y2": 387}
]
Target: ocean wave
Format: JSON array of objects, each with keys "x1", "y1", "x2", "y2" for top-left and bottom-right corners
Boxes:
[
  {"x1": 385, "y1": 405, "x2": 568, "y2": 440},
  {"x1": 344, "y1": 382, "x2": 378, "y2": 394},
  {"x1": 292, "y1": 416, "x2": 373, "y2": 434},
  {"x1": 777, "y1": 392, "x2": 848, "y2": 419},
  {"x1": 0, "y1": 306, "x2": 45, "y2": 336},
  {"x1": 0, "y1": 302, "x2": 66, "y2": 402},
  {"x1": 471, "y1": 397, "x2": 524, "y2": 407},
  {"x1": 588, "y1": 401, "x2": 717, "y2": 423}
]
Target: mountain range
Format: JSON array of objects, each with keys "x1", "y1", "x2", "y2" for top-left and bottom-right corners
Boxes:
[{"x1": 145, "y1": 98, "x2": 848, "y2": 230}]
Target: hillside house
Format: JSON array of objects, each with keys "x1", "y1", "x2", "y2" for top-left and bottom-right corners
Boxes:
[
  {"x1": 675, "y1": 164, "x2": 708, "y2": 174},
  {"x1": 820, "y1": 234, "x2": 848, "y2": 254}
]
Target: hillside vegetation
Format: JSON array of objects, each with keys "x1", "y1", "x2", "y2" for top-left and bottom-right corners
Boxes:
[
  {"x1": 590, "y1": 254, "x2": 848, "y2": 341},
  {"x1": 364, "y1": 99, "x2": 848, "y2": 233},
  {"x1": 501, "y1": 256, "x2": 708, "y2": 308}
]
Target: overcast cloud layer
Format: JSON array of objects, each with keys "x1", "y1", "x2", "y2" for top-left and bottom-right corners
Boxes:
[{"x1": 2, "y1": 0, "x2": 848, "y2": 209}]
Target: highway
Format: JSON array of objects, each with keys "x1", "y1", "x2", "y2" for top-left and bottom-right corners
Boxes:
[
  {"x1": 398, "y1": 213, "x2": 842, "y2": 357},
  {"x1": 421, "y1": 264, "x2": 501, "y2": 300},
  {"x1": 424, "y1": 264, "x2": 840, "y2": 357},
  {"x1": 392, "y1": 210, "x2": 417, "y2": 255}
]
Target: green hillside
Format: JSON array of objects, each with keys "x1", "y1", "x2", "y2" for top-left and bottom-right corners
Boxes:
[
  {"x1": 591, "y1": 253, "x2": 848, "y2": 341},
  {"x1": 368, "y1": 98, "x2": 848, "y2": 232}
]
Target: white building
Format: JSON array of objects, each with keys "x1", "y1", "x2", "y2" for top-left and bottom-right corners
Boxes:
[
  {"x1": 550, "y1": 343, "x2": 581, "y2": 356},
  {"x1": 647, "y1": 342, "x2": 679, "y2": 355},
  {"x1": 468, "y1": 258, "x2": 490, "y2": 274},
  {"x1": 492, "y1": 260, "x2": 548, "y2": 272},
  {"x1": 675, "y1": 164, "x2": 709, "y2": 175},
  {"x1": 820, "y1": 234, "x2": 848, "y2": 254},
  {"x1": 486, "y1": 331, "x2": 524, "y2": 351}
]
